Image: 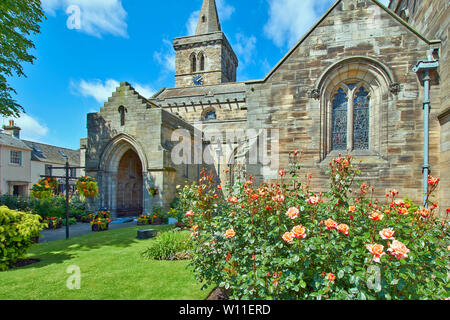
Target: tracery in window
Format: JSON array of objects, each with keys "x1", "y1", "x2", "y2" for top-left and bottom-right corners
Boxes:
[
  {"x1": 331, "y1": 88, "x2": 348, "y2": 151},
  {"x1": 353, "y1": 86, "x2": 370, "y2": 150}
]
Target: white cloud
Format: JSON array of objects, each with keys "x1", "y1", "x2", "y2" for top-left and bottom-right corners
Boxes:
[
  {"x1": 41, "y1": 0, "x2": 128, "y2": 38},
  {"x1": 233, "y1": 33, "x2": 257, "y2": 66},
  {"x1": 153, "y1": 39, "x2": 176, "y2": 73},
  {"x1": 2, "y1": 114, "x2": 50, "y2": 141},
  {"x1": 217, "y1": 0, "x2": 235, "y2": 21},
  {"x1": 186, "y1": 10, "x2": 200, "y2": 36},
  {"x1": 71, "y1": 79, "x2": 155, "y2": 104},
  {"x1": 264, "y1": 0, "x2": 331, "y2": 48}
]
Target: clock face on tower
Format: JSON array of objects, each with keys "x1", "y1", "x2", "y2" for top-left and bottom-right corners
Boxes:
[{"x1": 193, "y1": 75, "x2": 204, "y2": 86}]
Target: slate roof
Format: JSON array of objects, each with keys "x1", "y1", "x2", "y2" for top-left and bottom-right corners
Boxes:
[
  {"x1": 22, "y1": 140, "x2": 80, "y2": 166},
  {"x1": 0, "y1": 133, "x2": 32, "y2": 151}
]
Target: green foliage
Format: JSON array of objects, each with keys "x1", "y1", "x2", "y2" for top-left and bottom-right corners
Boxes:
[
  {"x1": 0, "y1": 205, "x2": 46, "y2": 270},
  {"x1": 181, "y1": 155, "x2": 449, "y2": 300},
  {"x1": 142, "y1": 231, "x2": 192, "y2": 261},
  {"x1": 0, "y1": 194, "x2": 87, "y2": 220},
  {"x1": 62, "y1": 217, "x2": 77, "y2": 226},
  {"x1": 137, "y1": 215, "x2": 150, "y2": 225},
  {"x1": 0, "y1": 0, "x2": 45, "y2": 116}
]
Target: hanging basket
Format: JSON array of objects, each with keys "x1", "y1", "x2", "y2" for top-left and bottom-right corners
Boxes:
[
  {"x1": 31, "y1": 178, "x2": 58, "y2": 200},
  {"x1": 76, "y1": 176, "x2": 99, "y2": 199}
]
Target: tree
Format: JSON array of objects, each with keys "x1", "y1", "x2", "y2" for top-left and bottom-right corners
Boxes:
[{"x1": 0, "y1": 0, "x2": 44, "y2": 117}]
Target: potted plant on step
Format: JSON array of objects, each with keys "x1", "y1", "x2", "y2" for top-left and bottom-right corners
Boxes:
[
  {"x1": 151, "y1": 206, "x2": 164, "y2": 225},
  {"x1": 91, "y1": 217, "x2": 111, "y2": 232},
  {"x1": 137, "y1": 215, "x2": 150, "y2": 225}
]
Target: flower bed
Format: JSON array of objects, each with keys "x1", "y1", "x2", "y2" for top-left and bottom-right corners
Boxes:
[
  {"x1": 43, "y1": 216, "x2": 63, "y2": 229},
  {"x1": 179, "y1": 153, "x2": 449, "y2": 300},
  {"x1": 90, "y1": 210, "x2": 111, "y2": 232}
]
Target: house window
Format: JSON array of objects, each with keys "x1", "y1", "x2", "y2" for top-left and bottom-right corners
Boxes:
[
  {"x1": 45, "y1": 164, "x2": 52, "y2": 176},
  {"x1": 70, "y1": 168, "x2": 77, "y2": 178},
  {"x1": 10, "y1": 150, "x2": 22, "y2": 165},
  {"x1": 331, "y1": 83, "x2": 370, "y2": 151}
]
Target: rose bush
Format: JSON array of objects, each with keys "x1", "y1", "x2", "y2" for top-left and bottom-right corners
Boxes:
[{"x1": 179, "y1": 153, "x2": 449, "y2": 300}]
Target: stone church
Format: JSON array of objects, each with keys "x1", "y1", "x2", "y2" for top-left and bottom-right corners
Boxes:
[{"x1": 84, "y1": 0, "x2": 449, "y2": 217}]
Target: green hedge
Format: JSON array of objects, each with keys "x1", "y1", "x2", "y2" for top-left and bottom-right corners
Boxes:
[
  {"x1": 0, "y1": 194, "x2": 88, "y2": 220},
  {"x1": 0, "y1": 206, "x2": 46, "y2": 271}
]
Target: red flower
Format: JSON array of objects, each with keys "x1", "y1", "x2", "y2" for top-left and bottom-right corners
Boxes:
[{"x1": 327, "y1": 273, "x2": 336, "y2": 282}]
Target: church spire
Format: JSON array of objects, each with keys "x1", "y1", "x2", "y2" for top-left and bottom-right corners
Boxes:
[{"x1": 195, "y1": 0, "x2": 221, "y2": 35}]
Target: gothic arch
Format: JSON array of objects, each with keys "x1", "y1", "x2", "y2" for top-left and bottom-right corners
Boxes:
[
  {"x1": 98, "y1": 134, "x2": 148, "y2": 216},
  {"x1": 317, "y1": 57, "x2": 394, "y2": 160},
  {"x1": 99, "y1": 134, "x2": 148, "y2": 173},
  {"x1": 198, "y1": 52, "x2": 205, "y2": 71}
]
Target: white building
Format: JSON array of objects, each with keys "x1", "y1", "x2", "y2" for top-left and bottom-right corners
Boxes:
[{"x1": 1, "y1": 120, "x2": 82, "y2": 196}]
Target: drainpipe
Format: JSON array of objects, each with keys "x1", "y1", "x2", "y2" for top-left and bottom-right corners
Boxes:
[{"x1": 412, "y1": 51, "x2": 439, "y2": 208}]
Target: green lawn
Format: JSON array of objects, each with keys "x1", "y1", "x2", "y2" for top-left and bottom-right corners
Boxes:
[{"x1": 0, "y1": 226, "x2": 210, "y2": 300}]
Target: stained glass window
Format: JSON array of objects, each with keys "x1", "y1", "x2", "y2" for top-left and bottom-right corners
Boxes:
[
  {"x1": 332, "y1": 88, "x2": 348, "y2": 150},
  {"x1": 353, "y1": 87, "x2": 370, "y2": 150},
  {"x1": 205, "y1": 111, "x2": 217, "y2": 121}
]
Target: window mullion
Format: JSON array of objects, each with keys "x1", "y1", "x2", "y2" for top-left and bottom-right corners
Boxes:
[{"x1": 347, "y1": 89, "x2": 354, "y2": 152}]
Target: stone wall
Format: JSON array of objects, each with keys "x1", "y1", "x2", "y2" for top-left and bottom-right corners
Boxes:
[
  {"x1": 389, "y1": 0, "x2": 449, "y2": 213},
  {"x1": 85, "y1": 82, "x2": 199, "y2": 216},
  {"x1": 245, "y1": 0, "x2": 442, "y2": 208},
  {"x1": 174, "y1": 32, "x2": 238, "y2": 88}
]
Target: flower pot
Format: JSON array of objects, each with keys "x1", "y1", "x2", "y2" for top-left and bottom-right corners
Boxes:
[
  {"x1": 152, "y1": 218, "x2": 162, "y2": 225},
  {"x1": 92, "y1": 223, "x2": 109, "y2": 232},
  {"x1": 168, "y1": 218, "x2": 178, "y2": 225}
]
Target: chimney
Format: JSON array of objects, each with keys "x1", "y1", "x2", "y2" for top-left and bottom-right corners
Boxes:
[{"x1": 3, "y1": 120, "x2": 21, "y2": 139}]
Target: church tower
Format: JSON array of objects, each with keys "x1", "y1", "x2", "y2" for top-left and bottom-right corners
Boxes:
[{"x1": 173, "y1": 0, "x2": 238, "y2": 88}]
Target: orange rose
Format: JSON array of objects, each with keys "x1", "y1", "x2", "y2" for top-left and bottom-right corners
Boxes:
[
  {"x1": 325, "y1": 218, "x2": 338, "y2": 230},
  {"x1": 370, "y1": 210, "x2": 384, "y2": 221},
  {"x1": 282, "y1": 232, "x2": 295, "y2": 243},
  {"x1": 327, "y1": 273, "x2": 336, "y2": 282},
  {"x1": 387, "y1": 240, "x2": 410, "y2": 260},
  {"x1": 348, "y1": 206, "x2": 356, "y2": 213},
  {"x1": 379, "y1": 228, "x2": 395, "y2": 240},
  {"x1": 292, "y1": 225, "x2": 306, "y2": 239},
  {"x1": 228, "y1": 196, "x2": 238, "y2": 204},
  {"x1": 366, "y1": 243, "x2": 386, "y2": 263},
  {"x1": 286, "y1": 207, "x2": 300, "y2": 219},
  {"x1": 185, "y1": 210, "x2": 195, "y2": 217},
  {"x1": 224, "y1": 229, "x2": 236, "y2": 239},
  {"x1": 307, "y1": 196, "x2": 319, "y2": 205},
  {"x1": 337, "y1": 223, "x2": 349, "y2": 235}
]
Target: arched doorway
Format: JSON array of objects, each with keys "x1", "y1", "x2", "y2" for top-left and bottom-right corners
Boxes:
[{"x1": 116, "y1": 149, "x2": 143, "y2": 216}]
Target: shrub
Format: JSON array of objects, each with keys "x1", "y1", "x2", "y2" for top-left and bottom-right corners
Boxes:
[
  {"x1": 181, "y1": 154, "x2": 449, "y2": 300},
  {"x1": 142, "y1": 231, "x2": 192, "y2": 260},
  {"x1": 0, "y1": 206, "x2": 46, "y2": 270}
]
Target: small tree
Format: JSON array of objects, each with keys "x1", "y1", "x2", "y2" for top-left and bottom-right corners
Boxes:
[{"x1": 0, "y1": 0, "x2": 45, "y2": 116}]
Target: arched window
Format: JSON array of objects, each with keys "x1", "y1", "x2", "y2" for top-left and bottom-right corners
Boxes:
[
  {"x1": 199, "y1": 53, "x2": 205, "y2": 71},
  {"x1": 190, "y1": 53, "x2": 197, "y2": 73},
  {"x1": 317, "y1": 58, "x2": 394, "y2": 159},
  {"x1": 331, "y1": 83, "x2": 370, "y2": 151},
  {"x1": 118, "y1": 106, "x2": 127, "y2": 126},
  {"x1": 204, "y1": 110, "x2": 217, "y2": 121},
  {"x1": 353, "y1": 86, "x2": 370, "y2": 150},
  {"x1": 331, "y1": 88, "x2": 348, "y2": 151}
]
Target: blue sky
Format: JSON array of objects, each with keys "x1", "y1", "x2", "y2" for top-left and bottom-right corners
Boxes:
[{"x1": 3, "y1": 0, "x2": 390, "y2": 150}]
